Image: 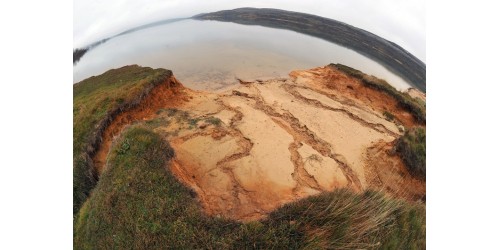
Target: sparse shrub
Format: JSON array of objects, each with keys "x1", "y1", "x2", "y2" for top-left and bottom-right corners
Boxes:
[
  {"x1": 334, "y1": 63, "x2": 426, "y2": 124},
  {"x1": 205, "y1": 117, "x2": 222, "y2": 126},
  {"x1": 73, "y1": 65, "x2": 171, "y2": 215},
  {"x1": 188, "y1": 118, "x2": 200, "y2": 129},
  {"x1": 395, "y1": 127, "x2": 426, "y2": 180},
  {"x1": 188, "y1": 118, "x2": 199, "y2": 126},
  {"x1": 383, "y1": 110, "x2": 395, "y2": 121},
  {"x1": 117, "y1": 139, "x2": 130, "y2": 154},
  {"x1": 307, "y1": 154, "x2": 322, "y2": 162},
  {"x1": 166, "y1": 108, "x2": 179, "y2": 116}
]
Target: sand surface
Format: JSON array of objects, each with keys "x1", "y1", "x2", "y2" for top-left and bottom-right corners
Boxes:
[{"x1": 96, "y1": 65, "x2": 425, "y2": 221}]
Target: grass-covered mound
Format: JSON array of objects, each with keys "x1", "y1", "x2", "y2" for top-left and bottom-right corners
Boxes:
[
  {"x1": 74, "y1": 126, "x2": 425, "y2": 249},
  {"x1": 396, "y1": 127, "x2": 426, "y2": 180},
  {"x1": 73, "y1": 65, "x2": 171, "y2": 215},
  {"x1": 333, "y1": 63, "x2": 426, "y2": 124}
]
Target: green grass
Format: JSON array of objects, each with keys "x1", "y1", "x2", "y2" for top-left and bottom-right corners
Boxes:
[
  {"x1": 335, "y1": 63, "x2": 426, "y2": 180},
  {"x1": 333, "y1": 63, "x2": 426, "y2": 124},
  {"x1": 73, "y1": 65, "x2": 171, "y2": 215},
  {"x1": 395, "y1": 127, "x2": 426, "y2": 180},
  {"x1": 188, "y1": 117, "x2": 200, "y2": 128},
  {"x1": 74, "y1": 126, "x2": 426, "y2": 249},
  {"x1": 74, "y1": 65, "x2": 425, "y2": 249},
  {"x1": 383, "y1": 110, "x2": 395, "y2": 121},
  {"x1": 205, "y1": 116, "x2": 222, "y2": 126}
]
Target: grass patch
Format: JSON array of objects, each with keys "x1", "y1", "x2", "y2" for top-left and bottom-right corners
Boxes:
[
  {"x1": 205, "y1": 116, "x2": 222, "y2": 126},
  {"x1": 75, "y1": 126, "x2": 425, "y2": 249},
  {"x1": 333, "y1": 63, "x2": 426, "y2": 124},
  {"x1": 145, "y1": 117, "x2": 168, "y2": 129},
  {"x1": 188, "y1": 118, "x2": 200, "y2": 128},
  {"x1": 383, "y1": 110, "x2": 395, "y2": 121},
  {"x1": 395, "y1": 127, "x2": 426, "y2": 180},
  {"x1": 73, "y1": 65, "x2": 171, "y2": 215}
]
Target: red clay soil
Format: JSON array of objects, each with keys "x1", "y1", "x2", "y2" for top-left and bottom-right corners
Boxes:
[
  {"x1": 93, "y1": 76, "x2": 191, "y2": 174},
  {"x1": 90, "y1": 66, "x2": 425, "y2": 221},
  {"x1": 317, "y1": 67, "x2": 425, "y2": 201},
  {"x1": 291, "y1": 66, "x2": 419, "y2": 128},
  {"x1": 364, "y1": 140, "x2": 426, "y2": 202}
]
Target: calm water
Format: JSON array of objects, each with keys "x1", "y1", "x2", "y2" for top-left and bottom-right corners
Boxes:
[{"x1": 74, "y1": 19, "x2": 412, "y2": 91}]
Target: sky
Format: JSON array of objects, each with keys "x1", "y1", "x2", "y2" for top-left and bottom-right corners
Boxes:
[{"x1": 74, "y1": 0, "x2": 425, "y2": 62}]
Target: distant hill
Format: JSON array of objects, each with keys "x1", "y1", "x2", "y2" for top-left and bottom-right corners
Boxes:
[
  {"x1": 74, "y1": 8, "x2": 426, "y2": 92},
  {"x1": 194, "y1": 8, "x2": 426, "y2": 92}
]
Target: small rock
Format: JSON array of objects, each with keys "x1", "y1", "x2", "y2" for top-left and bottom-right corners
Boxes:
[
  {"x1": 199, "y1": 123, "x2": 208, "y2": 129},
  {"x1": 397, "y1": 125, "x2": 405, "y2": 133}
]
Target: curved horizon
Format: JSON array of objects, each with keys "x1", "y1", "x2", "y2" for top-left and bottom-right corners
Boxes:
[
  {"x1": 74, "y1": 8, "x2": 425, "y2": 91},
  {"x1": 74, "y1": 1, "x2": 425, "y2": 62}
]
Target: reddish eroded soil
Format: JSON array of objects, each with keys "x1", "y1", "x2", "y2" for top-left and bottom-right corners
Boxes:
[
  {"x1": 289, "y1": 66, "x2": 419, "y2": 128},
  {"x1": 161, "y1": 75, "x2": 413, "y2": 221},
  {"x1": 364, "y1": 140, "x2": 426, "y2": 202},
  {"x1": 93, "y1": 76, "x2": 191, "y2": 174},
  {"x1": 91, "y1": 65, "x2": 425, "y2": 222}
]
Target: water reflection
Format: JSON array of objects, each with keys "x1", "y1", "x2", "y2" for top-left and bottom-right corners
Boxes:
[{"x1": 74, "y1": 19, "x2": 412, "y2": 90}]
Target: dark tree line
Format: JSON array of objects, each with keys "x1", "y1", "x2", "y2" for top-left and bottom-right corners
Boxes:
[{"x1": 73, "y1": 48, "x2": 88, "y2": 64}]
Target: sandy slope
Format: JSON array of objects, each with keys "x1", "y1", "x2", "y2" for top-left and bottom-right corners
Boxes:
[
  {"x1": 164, "y1": 66, "x2": 424, "y2": 221},
  {"x1": 96, "y1": 65, "x2": 425, "y2": 221}
]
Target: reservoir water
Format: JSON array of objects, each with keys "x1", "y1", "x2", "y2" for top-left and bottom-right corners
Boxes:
[{"x1": 74, "y1": 19, "x2": 412, "y2": 91}]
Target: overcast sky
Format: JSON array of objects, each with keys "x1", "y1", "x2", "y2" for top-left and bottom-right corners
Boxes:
[{"x1": 74, "y1": 0, "x2": 425, "y2": 62}]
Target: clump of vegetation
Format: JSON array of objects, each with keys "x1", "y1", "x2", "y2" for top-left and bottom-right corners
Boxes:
[
  {"x1": 395, "y1": 127, "x2": 426, "y2": 180},
  {"x1": 205, "y1": 116, "x2": 222, "y2": 126},
  {"x1": 307, "y1": 154, "x2": 322, "y2": 162},
  {"x1": 74, "y1": 126, "x2": 425, "y2": 249},
  {"x1": 269, "y1": 189, "x2": 426, "y2": 249},
  {"x1": 383, "y1": 110, "x2": 395, "y2": 121},
  {"x1": 73, "y1": 65, "x2": 171, "y2": 215},
  {"x1": 188, "y1": 118, "x2": 200, "y2": 127},
  {"x1": 334, "y1": 64, "x2": 426, "y2": 124}
]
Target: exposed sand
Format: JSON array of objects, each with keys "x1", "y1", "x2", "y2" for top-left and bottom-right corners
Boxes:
[
  {"x1": 364, "y1": 140, "x2": 426, "y2": 201},
  {"x1": 157, "y1": 66, "x2": 424, "y2": 221},
  {"x1": 97, "y1": 65, "x2": 425, "y2": 221}
]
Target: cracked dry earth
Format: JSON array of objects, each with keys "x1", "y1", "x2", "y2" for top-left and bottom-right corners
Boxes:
[{"x1": 97, "y1": 65, "x2": 426, "y2": 221}]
